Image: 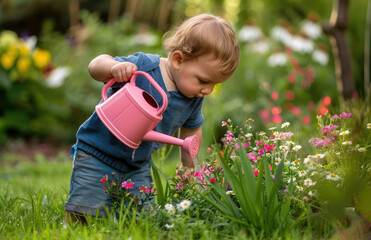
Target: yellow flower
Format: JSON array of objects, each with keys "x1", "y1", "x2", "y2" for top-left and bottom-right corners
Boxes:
[
  {"x1": 17, "y1": 57, "x2": 31, "y2": 73},
  {"x1": 1, "y1": 53, "x2": 16, "y2": 69},
  {"x1": 0, "y1": 30, "x2": 18, "y2": 48},
  {"x1": 19, "y1": 43, "x2": 30, "y2": 56},
  {"x1": 33, "y1": 48, "x2": 51, "y2": 69}
]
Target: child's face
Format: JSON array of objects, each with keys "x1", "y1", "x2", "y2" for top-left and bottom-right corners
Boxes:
[{"x1": 172, "y1": 53, "x2": 229, "y2": 98}]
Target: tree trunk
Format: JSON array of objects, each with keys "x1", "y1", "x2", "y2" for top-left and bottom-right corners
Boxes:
[
  {"x1": 68, "y1": 0, "x2": 80, "y2": 29},
  {"x1": 322, "y1": 0, "x2": 355, "y2": 100},
  {"x1": 108, "y1": 0, "x2": 121, "y2": 23}
]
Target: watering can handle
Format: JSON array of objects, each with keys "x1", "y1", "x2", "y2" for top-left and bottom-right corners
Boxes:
[{"x1": 101, "y1": 71, "x2": 168, "y2": 116}]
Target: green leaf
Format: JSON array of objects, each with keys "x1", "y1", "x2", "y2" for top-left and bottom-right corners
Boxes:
[{"x1": 151, "y1": 165, "x2": 165, "y2": 207}]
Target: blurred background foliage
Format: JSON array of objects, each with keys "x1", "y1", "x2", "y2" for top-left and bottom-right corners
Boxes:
[{"x1": 0, "y1": 0, "x2": 369, "y2": 158}]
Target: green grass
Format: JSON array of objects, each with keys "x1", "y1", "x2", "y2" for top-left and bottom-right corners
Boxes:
[
  {"x1": 0, "y1": 150, "x2": 250, "y2": 240},
  {"x1": 1, "y1": 148, "x2": 365, "y2": 239}
]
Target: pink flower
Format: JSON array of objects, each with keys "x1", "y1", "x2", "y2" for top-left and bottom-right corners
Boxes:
[
  {"x1": 209, "y1": 167, "x2": 215, "y2": 172},
  {"x1": 278, "y1": 132, "x2": 294, "y2": 140},
  {"x1": 144, "y1": 188, "x2": 151, "y2": 194},
  {"x1": 122, "y1": 181, "x2": 127, "y2": 188},
  {"x1": 248, "y1": 152, "x2": 257, "y2": 162},
  {"x1": 332, "y1": 114, "x2": 340, "y2": 121},
  {"x1": 125, "y1": 183, "x2": 134, "y2": 189},
  {"x1": 210, "y1": 177, "x2": 216, "y2": 183},
  {"x1": 254, "y1": 170, "x2": 259, "y2": 176},
  {"x1": 139, "y1": 186, "x2": 144, "y2": 190},
  {"x1": 264, "y1": 144, "x2": 275, "y2": 152},
  {"x1": 222, "y1": 121, "x2": 227, "y2": 126},
  {"x1": 100, "y1": 178, "x2": 107, "y2": 183},
  {"x1": 256, "y1": 141, "x2": 263, "y2": 146},
  {"x1": 258, "y1": 149, "x2": 265, "y2": 155}
]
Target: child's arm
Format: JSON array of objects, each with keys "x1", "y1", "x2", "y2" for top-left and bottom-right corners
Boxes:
[
  {"x1": 178, "y1": 126, "x2": 202, "y2": 169},
  {"x1": 88, "y1": 54, "x2": 137, "y2": 82}
]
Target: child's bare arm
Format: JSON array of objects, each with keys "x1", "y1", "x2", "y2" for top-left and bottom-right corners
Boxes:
[
  {"x1": 88, "y1": 54, "x2": 137, "y2": 82},
  {"x1": 178, "y1": 126, "x2": 202, "y2": 169}
]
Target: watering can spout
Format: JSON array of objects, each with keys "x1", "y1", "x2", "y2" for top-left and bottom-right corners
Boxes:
[{"x1": 143, "y1": 131, "x2": 200, "y2": 158}]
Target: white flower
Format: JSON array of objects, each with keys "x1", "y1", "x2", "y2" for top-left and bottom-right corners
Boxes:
[
  {"x1": 298, "y1": 170, "x2": 307, "y2": 177},
  {"x1": 177, "y1": 200, "x2": 191, "y2": 211},
  {"x1": 271, "y1": 26, "x2": 292, "y2": 44},
  {"x1": 226, "y1": 191, "x2": 235, "y2": 195},
  {"x1": 308, "y1": 190, "x2": 315, "y2": 197},
  {"x1": 288, "y1": 177, "x2": 296, "y2": 183},
  {"x1": 130, "y1": 32, "x2": 158, "y2": 46},
  {"x1": 314, "y1": 153, "x2": 325, "y2": 159},
  {"x1": 339, "y1": 130, "x2": 350, "y2": 136},
  {"x1": 46, "y1": 67, "x2": 70, "y2": 88},
  {"x1": 274, "y1": 158, "x2": 282, "y2": 166},
  {"x1": 238, "y1": 25, "x2": 263, "y2": 42},
  {"x1": 164, "y1": 223, "x2": 174, "y2": 229},
  {"x1": 279, "y1": 145, "x2": 289, "y2": 151},
  {"x1": 304, "y1": 158, "x2": 312, "y2": 166},
  {"x1": 290, "y1": 166, "x2": 297, "y2": 171},
  {"x1": 273, "y1": 131, "x2": 280, "y2": 137},
  {"x1": 289, "y1": 35, "x2": 314, "y2": 53},
  {"x1": 165, "y1": 203, "x2": 173, "y2": 210},
  {"x1": 367, "y1": 123, "x2": 371, "y2": 129},
  {"x1": 283, "y1": 158, "x2": 291, "y2": 165},
  {"x1": 293, "y1": 145, "x2": 302, "y2": 151},
  {"x1": 245, "y1": 133, "x2": 253, "y2": 138},
  {"x1": 358, "y1": 147, "x2": 366, "y2": 152},
  {"x1": 297, "y1": 186, "x2": 304, "y2": 191},
  {"x1": 326, "y1": 173, "x2": 340, "y2": 181},
  {"x1": 342, "y1": 141, "x2": 352, "y2": 145},
  {"x1": 301, "y1": 20, "x2": 322, "y2": 39},
  {"x1": 269, "y1": 127, "x2": 277, "y2": 130},
  {"x1": 312, "y1": 49, "x2": 329, "y2": 65},
  {"x1": 250, "y1": 39, "x2": 270, "y2": 54},
  {"x1": 165, "y1": 203, "x2": 175, "y2": 214},
  {"x1": 268, "y1": 52, "x2": 287, "y2": 67},
  {"x1": 259, "y1": 131, "x2": 266, "y2": 136},
  {"x1": 303, "y1": 178, "x2": 313, "y2": 186},
  {"x1": 281, "y1": 122, "x2": 290, "y2": 128}
]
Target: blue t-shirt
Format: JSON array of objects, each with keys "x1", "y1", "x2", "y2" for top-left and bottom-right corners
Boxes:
[{"x1": 75, "y1": 52, "x2": 204, "y2": 172}]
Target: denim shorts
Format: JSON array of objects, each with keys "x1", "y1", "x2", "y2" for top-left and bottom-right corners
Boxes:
[{"x1": 64, "y1": 149, "x2": 153, "y2": 217}]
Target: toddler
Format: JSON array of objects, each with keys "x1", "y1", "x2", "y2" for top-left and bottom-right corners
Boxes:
[{"x1": 65, "y1": 13, "x2": 240, "y2": 222}]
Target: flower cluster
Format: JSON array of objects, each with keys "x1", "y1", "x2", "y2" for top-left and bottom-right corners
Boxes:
[
  {"x1": 203, "y1": 114, "x2": 369, "y2": 202},
  {"x1": 170, "y1": 161, "x2": 224, "y2": 201},
  {"x1": 0, "y1": 30, "x2": 51, "y2": 81},
  {"x1": 100, "y1": 172, "x2": 156, "y2": 210}
]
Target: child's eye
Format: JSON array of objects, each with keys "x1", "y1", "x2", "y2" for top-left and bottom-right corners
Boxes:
[{"x1": 198, "y1": 79, "x2": 208, "y2": 84}]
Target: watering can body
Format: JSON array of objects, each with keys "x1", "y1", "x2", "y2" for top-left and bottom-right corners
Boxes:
[{"x1": 95, "y1": 71, "x2": 200, "y2": 158}]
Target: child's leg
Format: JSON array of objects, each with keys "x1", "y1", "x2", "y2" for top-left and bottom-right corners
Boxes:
[{"x1": 64, "y1": 149, "x2": 117, "y2": 220}]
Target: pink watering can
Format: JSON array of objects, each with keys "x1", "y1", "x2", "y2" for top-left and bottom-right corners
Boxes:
[{"x1": 95, "y1": 71, "x2": 200, "y2": 158}]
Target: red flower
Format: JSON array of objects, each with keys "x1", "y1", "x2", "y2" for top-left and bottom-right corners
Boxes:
[
  {"x1": 100, "y1": 178, "x2": 107, "y2": 183},
  {"x1": 210, "y1": 177, "x2": 216, "y2": 183}
]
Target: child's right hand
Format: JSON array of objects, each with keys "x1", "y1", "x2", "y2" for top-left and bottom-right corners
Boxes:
[{"x1": 110, "y1": 62, "x2": 138, "y2": 82}]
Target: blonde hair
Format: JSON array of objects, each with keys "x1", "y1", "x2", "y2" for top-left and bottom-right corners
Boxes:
[{"x1": 163, "y1": 14, "x2": 240, "y2": 77}]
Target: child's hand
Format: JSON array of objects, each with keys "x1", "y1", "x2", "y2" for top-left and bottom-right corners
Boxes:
[{"x1": 110, "y1": 62, "x2": 138, "y2": 82}]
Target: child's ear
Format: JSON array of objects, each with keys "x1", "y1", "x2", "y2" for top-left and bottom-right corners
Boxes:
[{"x1": 170, "y1": 50, "x2": 183, "y2": 70}]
